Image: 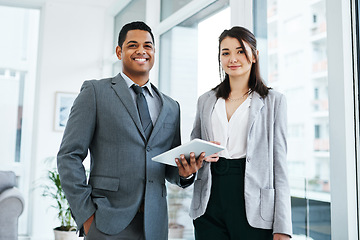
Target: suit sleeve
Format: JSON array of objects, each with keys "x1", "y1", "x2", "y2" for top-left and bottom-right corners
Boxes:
[
  {"x1": 57, "y1": 80, "x2": 97, "y2": 228},
  {"x1": 165, "y1": 101, "x2": 182, "y2": 186},
  {"x1": 272, "y1": 95, "x2": 293, "y2": 236}
]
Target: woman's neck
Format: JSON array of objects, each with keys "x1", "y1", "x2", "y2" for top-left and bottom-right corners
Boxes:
[{"x1": 229, "y1": 76, "x2": 250, "y2": 96}]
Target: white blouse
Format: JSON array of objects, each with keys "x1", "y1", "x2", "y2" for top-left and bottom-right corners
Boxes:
[{"x1": 211, "y1": 93, "x2": 252, "y2": 159}]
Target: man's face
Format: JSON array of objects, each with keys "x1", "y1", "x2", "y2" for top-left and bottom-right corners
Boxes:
[{"x1": 116, "y1": 30, "x2": 155, "y2": 78}]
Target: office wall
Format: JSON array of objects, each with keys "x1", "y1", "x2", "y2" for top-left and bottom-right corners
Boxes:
[{"x1": 29, "y1": 1, "x2": 111, "y2": 239}]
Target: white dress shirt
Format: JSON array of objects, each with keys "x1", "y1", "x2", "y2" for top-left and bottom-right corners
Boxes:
[
  {"x1": 211, "y1": 93, "x2": 252, "y2": 159},
  {"x1": 121, "y1": 71, "x2": 161, "y2": 125}
]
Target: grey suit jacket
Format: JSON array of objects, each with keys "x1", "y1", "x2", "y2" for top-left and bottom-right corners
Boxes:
[
  {"x1": 189, "y1": 89, "x2": 292, "y2": 236},
  {"x1": 57, "y1": 74, "x2": 182, "y2": 239}
]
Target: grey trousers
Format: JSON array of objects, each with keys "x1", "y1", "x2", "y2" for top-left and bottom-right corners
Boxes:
[{"x1": 85, "y1": 212, "x2": 145, "y2": 240}]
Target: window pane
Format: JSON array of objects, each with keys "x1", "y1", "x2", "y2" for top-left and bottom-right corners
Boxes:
[
  {"x1": 159, "y1": 4, "x2": 230, "y2": 239},
  {"x1": 0, "y1": 69, "x2": 21, "y2": 162},
  {"x1": 0, "y1": 6, "x2": 39, "y2": 165},
  {"x1": 0, "y1": 5, "x2": 40, "y2": 235},
  {"x1": 254, "y1": 0, "x2": 331, "y2": 239},
  {"x1": 159, "y1": 5, "x2": 230, "y2": 143},
  {"x1": 113, "y1": 0, "x2": 146, "y2": 49},
  {"x1": 161, "y1": 0, "x2": 193, "y2": 21}
]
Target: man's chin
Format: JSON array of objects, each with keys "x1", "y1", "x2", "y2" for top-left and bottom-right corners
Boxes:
[
  {"x1": 133, "y1": 65, "x2": 154, "y2": 73},
  {"x1": 124, "y1": 69, "x2": 152, "y2": 77}
]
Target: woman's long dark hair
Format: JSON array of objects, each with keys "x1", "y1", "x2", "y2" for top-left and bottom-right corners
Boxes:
[{"x1": 214, "y1": 26, "x2": 270, "y2": 99}]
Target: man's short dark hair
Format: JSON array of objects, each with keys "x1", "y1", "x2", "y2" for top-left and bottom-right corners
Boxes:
[{"x1": 118, "y1": 21, "x2": 155, "y2": 47}]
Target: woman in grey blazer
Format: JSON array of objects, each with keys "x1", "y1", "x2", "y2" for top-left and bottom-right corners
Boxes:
[{"x1": 190, "y1": 26, "x2": 292, "y2": 239}]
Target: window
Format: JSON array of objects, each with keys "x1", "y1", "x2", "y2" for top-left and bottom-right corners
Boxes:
[
  {"x1": 315, "y1": 125, "x2": 321, "y2": 139},
  {"x1": 254, "y1": 0, "x2": 331, "y2": 238},
  {"x1": 161, "y1": 0, "x2": 193, "y2": 20},
  {"x1": 314, "y1": 88, "x2": 319, "y2": 99},
  {"x1": 158, "y1": 3, "x2": 230, "y2": 238},
  {"x1": 113, "y1": 0, "x2": 146, "y2": 75},
  {"x1": 159, "y1": 3, "x2": 230, "y2": 143},
  {"x1": 0, "y1": 5, "x2": 40, "y2": 235}
]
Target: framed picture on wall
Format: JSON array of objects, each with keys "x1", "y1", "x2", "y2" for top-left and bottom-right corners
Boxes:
[{"x1": 54, "y1": 92, "x2": 77, "y2": 131}]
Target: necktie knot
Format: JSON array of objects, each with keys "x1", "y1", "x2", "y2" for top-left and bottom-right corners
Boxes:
[{"x1": 132, "y1": 85, "x2": 144, "y2": 95}]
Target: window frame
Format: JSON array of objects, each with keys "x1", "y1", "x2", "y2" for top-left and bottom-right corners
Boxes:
[{"x1": 326, "y1": 0, "x2": 359, "y2": 238}]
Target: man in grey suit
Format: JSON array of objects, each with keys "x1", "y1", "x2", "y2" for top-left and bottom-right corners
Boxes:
[{"x1": 57, "y1": 21, "x2": 203, "y2": 240}]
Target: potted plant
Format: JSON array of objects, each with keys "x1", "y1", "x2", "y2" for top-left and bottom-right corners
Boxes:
[{"x1": 41, "y1": 157, "x2": 78, "y2": 240}]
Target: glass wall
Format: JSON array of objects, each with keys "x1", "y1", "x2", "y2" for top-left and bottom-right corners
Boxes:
[
  {"x1": 159, "y1": 3, "x2": 230, "y2": 143},
  {"x1": 161, "y1": 0, "x2": 193, "y2": 20},
  {"x1": 254, "y1": 0, "x2": 331, "y2": 239},
  {"x1": 113, "y1": 0, "x2": 146, "y2": 75},
  {"x1": 159, "y1": 2, "x2": 230, "y2": 239},
  {"x1": 0, "y1": 5, "x2": 40, "y2": 235}
]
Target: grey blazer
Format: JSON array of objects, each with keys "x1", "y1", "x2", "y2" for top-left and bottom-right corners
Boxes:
[
  {"x1": 189, "y1": 89, "x2": 292, "y2": 236},
  {"x1": 57, "y1": 74, "x2": 182, "y2": 239}
]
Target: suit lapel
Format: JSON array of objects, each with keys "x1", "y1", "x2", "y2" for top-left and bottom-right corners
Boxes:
[
  {"x1": 148, "y1": 84, "x2": 166, "y2": 142},
  {"x1": 247, "y1": 91, "x2": 264, "y2": 136},
  {"x1": 111, "y1": 74, "x2": 145, "y2": 140},
  {"x1": 202, "y1": 91, "x2": 217, "y2": 141}
]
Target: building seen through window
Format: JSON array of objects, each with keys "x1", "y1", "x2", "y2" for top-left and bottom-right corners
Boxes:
[{"x1": 255, "y1": 0, "x2": 330, "y2": 239}]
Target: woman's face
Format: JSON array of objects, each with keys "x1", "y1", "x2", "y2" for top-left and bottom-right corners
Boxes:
[{"x1": 220, "y1": 37, "x2": 256, "y2": 80}]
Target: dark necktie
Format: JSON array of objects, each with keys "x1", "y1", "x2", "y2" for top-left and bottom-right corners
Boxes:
[{"x1": 131, "y1": 85, "x2": 153, "y2": 140}]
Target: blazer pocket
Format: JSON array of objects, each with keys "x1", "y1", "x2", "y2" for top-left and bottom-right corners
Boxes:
[
  {"x1": 260, "y1": 188, "x2": 275, "y2": 222},
  {"x1": 90, "y1": 176, "x2": 120, "y2": 192},
  {"x1": 190, "y1": 179, "x2": 202, "y2": 210}
]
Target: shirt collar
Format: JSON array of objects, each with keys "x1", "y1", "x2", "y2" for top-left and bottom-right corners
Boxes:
[{"x1": 121, "y1": 71, "x2": 154, "y2": 97}]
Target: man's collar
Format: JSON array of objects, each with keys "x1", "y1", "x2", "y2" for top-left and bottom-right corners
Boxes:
[{"x1": 120, "y1": 71, "x2": 154, "y2": 97}]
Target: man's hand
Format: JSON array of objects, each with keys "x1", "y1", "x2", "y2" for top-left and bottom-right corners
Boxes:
[
  {"x1": 273, "y1": 233, "x2": 291, "y2": 240},
  {"x1": 83, "y1": 214, "x2": 94, "y2": 235},
  {"x1": 175, "y1": 152, "x2": 205, "y2": 178}
]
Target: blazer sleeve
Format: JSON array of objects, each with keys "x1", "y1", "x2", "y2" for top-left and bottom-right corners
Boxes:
[
  {"x1": 165, "y1": 100, "x2": 198, "y2": 188},
  {"x1": 272, "y1": 95, "x2": 293, "y2": 236},
  {"x1": 190, "y1": 95, "x2": 203, "y2": 140},
  {"x1": 57, "y1": 80, "x2": 97, "y2": 228},
  {"x1": 165, "y1": 101, "x2": 184, "y2": 186}
]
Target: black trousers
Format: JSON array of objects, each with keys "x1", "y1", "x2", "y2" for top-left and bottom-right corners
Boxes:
[{"x1": 193, "y1": 157, "x2": 272, "y2": 240}]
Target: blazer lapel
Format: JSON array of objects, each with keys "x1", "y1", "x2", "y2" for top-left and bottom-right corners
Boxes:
[
  {"x1": 148, "y1": 84, "x2": 166, "y2": 142},
  {"x1": 111, "y1": 74, "x2": 145, "y2": 139},
  {"x1": 247, "y1": 91, "x2": 264, "y2": 137},
  {"x1": 202, "y1": 91, "x2": 217, "y2": 141}
]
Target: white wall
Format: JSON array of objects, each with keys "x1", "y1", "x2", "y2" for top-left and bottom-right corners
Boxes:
[{"x1": 28, "y1": 1, "x2": 112, "y2": 239}]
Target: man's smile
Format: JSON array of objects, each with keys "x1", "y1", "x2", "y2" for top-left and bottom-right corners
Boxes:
[{"x1": 133, "y1": 57, "x2": 148, "y2": 62}]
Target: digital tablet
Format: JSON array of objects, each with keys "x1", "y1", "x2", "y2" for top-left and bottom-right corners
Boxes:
[{"x1": 152, "y1": 139, "x2": 225, "y2": 167}]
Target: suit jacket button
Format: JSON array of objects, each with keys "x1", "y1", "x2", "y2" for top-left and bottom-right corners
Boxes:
[{"x1": 147, "y1": 146, "x2": 151, "y2": 152}]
